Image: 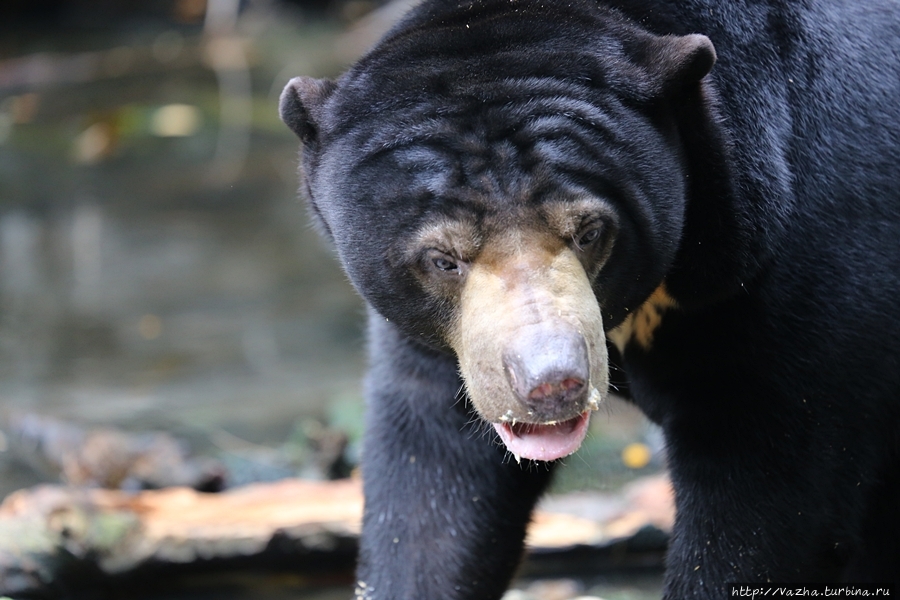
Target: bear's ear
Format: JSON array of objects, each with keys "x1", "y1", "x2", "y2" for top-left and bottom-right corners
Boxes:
[
  {"x1": 630, "y1": 33, "x2": 716, "y2": 97},
  {"x1": 279, "y1": 76, "x2": 337, "y2": 144}
]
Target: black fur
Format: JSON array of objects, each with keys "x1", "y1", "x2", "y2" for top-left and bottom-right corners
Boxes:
[{"x1": 280, "y1": 0, "x2": 900, "y2": 597}]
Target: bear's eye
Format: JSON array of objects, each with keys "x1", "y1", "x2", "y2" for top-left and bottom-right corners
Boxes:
[
  {"x1": 575, "y1": 225, "x2": 602, "y2": 248},
  {"x1": 433, "y1": 256, "x2": 458, "y2": 271},
  {"x1": 424, "y1": 249, "x2": 467, "y2": 276}
]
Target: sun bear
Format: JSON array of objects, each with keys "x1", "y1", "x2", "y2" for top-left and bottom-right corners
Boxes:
[{"x1": 279, "y1": 0, "x2": 900, "y2": 597}]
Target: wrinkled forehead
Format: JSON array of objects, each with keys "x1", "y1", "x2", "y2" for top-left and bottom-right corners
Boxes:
[
  {"x1": 315, "y1": 3, "x2": 648, "y2": 237},
  {"x1": 326, "y1": 76, "x2": 631, "y2": 208},
  {"x1": 326, "y1": 3, "x2": 630, "y2": 150},
  {"x1": 317, "y1": 84, "x2": 633, "y2": 256}
]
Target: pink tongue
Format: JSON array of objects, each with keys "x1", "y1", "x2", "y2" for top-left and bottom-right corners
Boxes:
[{"x1": 493, "y1": 411, "x2": 591, "y2": 462}]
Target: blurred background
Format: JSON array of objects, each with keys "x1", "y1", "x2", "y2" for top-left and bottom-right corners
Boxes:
[
  {"x1": 0, "y1": 1, "x2": 664, "y2": 598},
  {"x1": 0, "y1": 0, "x2": 383, "y2": 496}
]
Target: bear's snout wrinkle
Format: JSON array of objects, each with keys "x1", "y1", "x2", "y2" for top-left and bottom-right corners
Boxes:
[{"x1": 502, "y1": 324, "x2": 589, "y2": 419}]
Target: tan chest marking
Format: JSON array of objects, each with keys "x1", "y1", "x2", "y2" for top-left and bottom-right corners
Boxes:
[{"x1": 607, "y1": 284, "x2": 678, "y2": 354}]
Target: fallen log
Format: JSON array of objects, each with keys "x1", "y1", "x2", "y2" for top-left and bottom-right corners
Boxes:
[{"x1": 0, "y1": 475, "x2": 673, "y2": 598}]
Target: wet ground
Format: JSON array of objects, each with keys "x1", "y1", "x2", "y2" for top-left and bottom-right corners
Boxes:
[{"x1": 0, "y1": 2, "x2": 663, "y2": 598}]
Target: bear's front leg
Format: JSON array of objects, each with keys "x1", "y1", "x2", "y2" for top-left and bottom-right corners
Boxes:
[{"x1": 355, "y1": 314, "x2": 554, "y2": 600}]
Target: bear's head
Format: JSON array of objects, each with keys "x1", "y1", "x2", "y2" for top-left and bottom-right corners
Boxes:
[{"x1": 280, "y1": 0, "x2": 715, "y2": 461}]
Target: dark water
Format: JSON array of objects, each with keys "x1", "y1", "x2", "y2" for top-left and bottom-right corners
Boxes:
[{"x1": 0, "y1": 3, "x2": 663, "y2": 598}]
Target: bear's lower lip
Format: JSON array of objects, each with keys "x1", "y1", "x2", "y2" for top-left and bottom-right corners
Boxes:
[{"x1": 492, "y1": 411, "x2": 591, "y2": 462}]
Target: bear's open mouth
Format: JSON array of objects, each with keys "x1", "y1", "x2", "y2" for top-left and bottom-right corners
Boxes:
[{"x1": 492, "y1": 411, "x2": 591, "y2": 462}]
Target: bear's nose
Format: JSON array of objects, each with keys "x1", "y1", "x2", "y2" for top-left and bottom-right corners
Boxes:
[{"x1": 502, "y1": 325, "x2": 590, "y2": 417}]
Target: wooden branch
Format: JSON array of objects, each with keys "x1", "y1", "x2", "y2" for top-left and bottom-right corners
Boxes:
[{"x1": 0, "y1": 475, "x2": 673, "y2": 597}]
